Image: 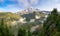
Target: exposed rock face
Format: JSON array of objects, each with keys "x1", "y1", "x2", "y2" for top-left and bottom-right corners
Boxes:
[
  {"x1": 17, "y1": 8, "x2": 40, "y2": 15},
  {"x1": 16, "y1": 8, "x2": 48, "y2": 23}
]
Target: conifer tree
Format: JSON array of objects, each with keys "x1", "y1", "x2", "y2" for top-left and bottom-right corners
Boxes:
[
  {"x1": 28, "y1": 30, "x2": 32, "y2": 36},
  {"x1": 17, "y1": 28, "x2": 27, "y2": 36},
  {"x1": 0, "y1": 18, "x2": 13, "y2": 36},
  {"x1": 43, "y1": 8, "x2": 58, "y2": 36}
]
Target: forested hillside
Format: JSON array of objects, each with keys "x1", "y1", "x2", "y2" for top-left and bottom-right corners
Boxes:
[
  {"x1": 0, "y1": 8, "x2": 60, "y2": 36},
  {"x1": 0, "y1": 12, "x2": 20, "y2": 20}
]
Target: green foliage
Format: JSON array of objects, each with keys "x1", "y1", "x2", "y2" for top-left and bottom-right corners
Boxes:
[
  {"x1": 17, "y1": 28, "x2": 27, "y2": 36},
  {"x1": 0, "y1": 9, "x2": 60, "y2": 36},
  {"x1": 54, "y1": 32, "x2": 60, "y2": 36},
  {"x1": 0, "y1": 18, "x2": 13, "y2": 36},
  {"x1": 56, "y1": 15, "x2": 60, "y2": 32},
  {"x1": 38, "y1": 31, "x2": 43, "y2": 36},
  {"x1": 43, "y1": 8, "x2": 60, "y2": 36},
  {"x1": 0, "y1": 12, "x2": 20, "y2": 21},
  {"x1": 28, "y1": 30, "x2": 32, "y2": 36}
]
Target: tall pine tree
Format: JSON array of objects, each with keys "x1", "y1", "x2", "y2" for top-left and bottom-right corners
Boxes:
[
  {"x1": 43, "y1": 8, "x2": 58, "y2": 36},
  {"x1": 17, "y1": 28, "x2": 27, "y2": 36}
]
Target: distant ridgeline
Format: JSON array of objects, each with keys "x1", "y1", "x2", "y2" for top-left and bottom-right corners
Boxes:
[{"x1": 0, "y1": 11, "x2": 48, "y2": 25}]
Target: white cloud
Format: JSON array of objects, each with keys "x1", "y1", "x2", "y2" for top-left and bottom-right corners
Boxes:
[
  {"x1": 35, "y1": 0, "x2": 60, "y2": 11},
  {"x1": 0, "y1": 8, "x2": 6, "y2": 12},
  {"x1": 51, "y1": 0, "x2": 59, "y2": 2},
  {"x1": 0, "y1": 8, "x2": 21, "y2": 13},
  {"x1": 17, "y1": 0, "x2": 39, "y2": 8},
  {"x1": 17, "y1": 0, "x2": 30, "y2": 8},
  {"x1": 30, "y1": 0, "x2": 38, "y2": 5},
  {"x1": 0, "y1": 0, "x2": 60, "y2": 12},
  {"x1": 8, "y1": 0, "x2": 16, "y2": 1},
  {"x1": 0, "y1": 4, "x2": 21, "y2": 12},
  {"x1": 0, "y1": 0, "x2": 4, "y2": 3}
]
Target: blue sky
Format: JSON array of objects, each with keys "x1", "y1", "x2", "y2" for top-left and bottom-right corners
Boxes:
[{"x1": 0, "y1": 0, "x2": 60, "y2": 12}]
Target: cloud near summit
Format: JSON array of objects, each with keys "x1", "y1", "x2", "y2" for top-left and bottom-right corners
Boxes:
[
  {"x1": 0, "y1": 0, "x2": 60, "y2": 12},
  {"x1": 17, "y1": 0, "x2": 39, "y2": 8}
]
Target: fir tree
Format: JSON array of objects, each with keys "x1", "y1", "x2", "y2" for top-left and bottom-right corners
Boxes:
[
  {"x1": 43, "y1": 8, "x2": 58, "y2": 36},
  {"x1": 17, "y1": 28, "x2": 27, "y2": 36}
]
